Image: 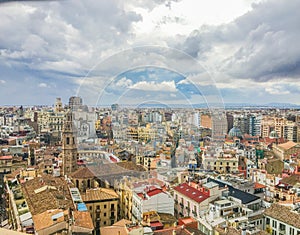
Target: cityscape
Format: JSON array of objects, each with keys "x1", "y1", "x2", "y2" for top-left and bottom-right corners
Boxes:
[
  {"x1": 1, "y1": 0, "x2": 300, "y2": 235},
  {"x1": 1, "y1": 97, "x2": 300, "y2": 235}
]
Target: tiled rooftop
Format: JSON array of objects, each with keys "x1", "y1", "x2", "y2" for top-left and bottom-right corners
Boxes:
[
  {"x1": 173, "y1": 183, "x2": 209, "y2": 203},
  {"x1": 21, "y1": 175, "x2": 74, "y2": 215},
  {"x1": 89, "y1": 161, "x2": 146, "y2": 178},
  {"x1": 280, "y1": 174, "x2": 300, "y2": 186},
  {"x1": 264, "y1": 203, "x2": 300, "y2": 229},
  {"x1": 277, "y1": 141, "x2": 297, "y2": 150},
  {"x1": 153, "y1": 226, "x2": 193, "y2": 235},
  {"x1": 73, "y1": 211, "x2": 94, "y2": 230},
  {"x1": 70, "y1": 167, "x2": 95, "y2": 179},
  {"x1": 81, "y1": 188, "x2": 119, "y2": 202},
  {"x1": 32, "y1": 209, "x2": 66, "y2": 231}
]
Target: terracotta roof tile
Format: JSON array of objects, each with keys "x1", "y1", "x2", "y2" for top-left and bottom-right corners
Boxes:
[
  {"x1": 173, "y1": 183, "x2": 209, "y2": 203},
  {"x1": 73, "y1": 211, "x2": 94, "y2": 230},
  {"x1": 21, "y1": 175, "x2": 74, "y2": 215},
  {"x1": 264, "y1": 203, "x2": 300, "y2": 229},
  {"x1": 254, "y1": 182, "x2": 266, "y2": 189},
  {"x1": 278, "y1": 141, "x2": 297, "y2": 150},
  {"x1": 70, "y1": 167, "x2": 95, "y2": 179},
  {"x1": 280, "y1": 174, "x2": 300, "y2": 186},
  {"x1": 154, "y1": 226, "x2": 193, "y2": 235},
  {"x1": 82, "y1": 188, "x2": 119, "y2": 202},
  {"x1": 32, "y1": 209, "x2": 66, "y2": 231}
]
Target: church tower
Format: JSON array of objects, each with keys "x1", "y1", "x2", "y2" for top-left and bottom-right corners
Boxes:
[{"x1": 62, "y1": 111, "x2": 78, "y2": 176}]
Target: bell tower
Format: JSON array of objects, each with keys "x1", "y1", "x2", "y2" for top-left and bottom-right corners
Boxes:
[{"x1": 62, "y1": 111, "x2": 78, "y2": 176}]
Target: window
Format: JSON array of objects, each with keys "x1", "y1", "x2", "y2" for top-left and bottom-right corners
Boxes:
[
  {"x1": 104, "y1": 204, "x2": 107, "y2": 209},
  {"x1": 104, "y1": 213, "x2": 107, "y2": 217},
  {"x1": 66, "y1": 137, "x2": 70, "y2": 145},
  {"x1": 279, "y1": 223, "x2": 286, "y2": 232},
  {"x1": 89, "y1": 206, "x2": 92, "y2": 211},
  {"x1": 96, "y1": 205, "x2": 100, "y2": 210}
]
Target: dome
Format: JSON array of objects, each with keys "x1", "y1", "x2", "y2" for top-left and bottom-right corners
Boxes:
[
  {"x1": 228, "y1": 126, "x2": 243, "y2": 138},
  {"x1": 269, "y1": 130, "x2": 279, "y2": 139}
]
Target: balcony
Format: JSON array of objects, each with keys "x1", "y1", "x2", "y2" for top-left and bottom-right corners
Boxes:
[
  {"x1": 179, "y1": 203, "x2": 184, "y2": 208},
  {"x1": 96, "y1": 209, "x2": 101, "y2": 213},
  {"x1": 192, "y1": 210, "x2": 197, "y2": 217}
]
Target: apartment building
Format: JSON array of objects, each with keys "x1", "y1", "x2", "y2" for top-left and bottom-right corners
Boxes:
[
  {"x1": 273, "y1": 141, "x2": 300, "y2": 160},
  {"x1": 264, "y1": 203, "x2": 300, "y2": 235},
  {"x1": 82, "y1": 188, "x2": 119, "y2": 232},
  {"x1": 132, "y1": 185, "x2": 174, "y2": 222},
  {"x1": 173, "y1": 181, "x2": 224, "y2": 220},
  {"x1": 0, "y1": 155, "x2": 12, "y2": 173}
]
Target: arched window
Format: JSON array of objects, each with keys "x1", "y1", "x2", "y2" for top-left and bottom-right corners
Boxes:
[{"x1": 76, "y1": 180, "x2": 79, "y2": 188}]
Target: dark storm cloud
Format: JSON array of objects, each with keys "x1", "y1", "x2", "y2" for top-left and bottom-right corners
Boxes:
[{"x1": 181, "y1": 0, "x2": 300, "y2": 81}]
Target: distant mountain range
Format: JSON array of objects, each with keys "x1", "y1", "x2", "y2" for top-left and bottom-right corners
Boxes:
[{"x1": 224, "y1": 102, "x2": 300, "y2": 109}]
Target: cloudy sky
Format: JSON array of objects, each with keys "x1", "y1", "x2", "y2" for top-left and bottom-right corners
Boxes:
[{"x1": 1, "y1": 0, "x2": 300, "y2": 106}]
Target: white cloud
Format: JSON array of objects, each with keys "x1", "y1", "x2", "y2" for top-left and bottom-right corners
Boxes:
[
  {"x1": 177, "y1": 79, "x2": 189, "y2": 85},
  {"x1": 38, "y1": 83, "x2": 49, "y2": 88},
  {"x1": 115, "y1": 77, "x2": 133, "y2": 87},
  {"x1": 130, "y1": 80, "x2": 177, "y2": 92},
  {"x1": 0, "y1": 80, "x2": 6, "y2": 84},
  {"x1": 265, "y1": 86, "x2": 290, "y2": 95}
]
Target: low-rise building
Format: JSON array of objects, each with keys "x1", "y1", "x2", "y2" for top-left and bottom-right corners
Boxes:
[
  {"x1": 264, "y1": 203, "x2": 300, "y2": 235},
  {"x1": 0, "y1": 155, "x2": 13, "y2": 173},
  {"x1": 273, "y1": 141, "x2": 300, "y2": 160},
  {"x1": 173, "y1": 182, "x2": 224, "y2": 220},
  {"x1": 82, "y1": 188, "x2": 119, "y2": 232},
  {"x1": 132, "y1": 185, "x2": 174, "y2": 222}
]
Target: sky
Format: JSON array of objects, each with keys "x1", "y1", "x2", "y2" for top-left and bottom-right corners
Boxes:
[{"x1": 1, "y1": 0, "x2": 300, "y2": 106}]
